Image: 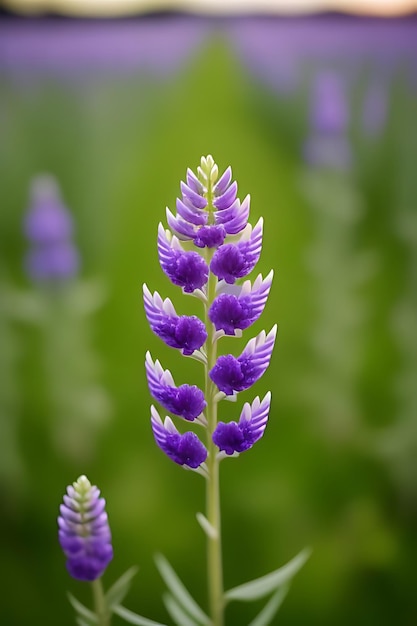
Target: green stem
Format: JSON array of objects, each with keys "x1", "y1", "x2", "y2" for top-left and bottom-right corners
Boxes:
[
  {"x1": 204, "y1": 255, "x2": 224, "y2": 626},
  {"x1": 92, "y1": 578, "x2": 111, "y2": 626}
]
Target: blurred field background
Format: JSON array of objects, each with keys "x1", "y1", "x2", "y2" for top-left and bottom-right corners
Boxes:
[{"x1": 1, "y1": 12, "x2": 417, "y2": 626}]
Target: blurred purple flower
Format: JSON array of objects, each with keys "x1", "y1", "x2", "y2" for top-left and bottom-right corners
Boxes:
[
  {"x1": 24, "y1": 175, "x2": 79, "y2": 282},
  {"x1": 309, "y1": 71, "x2": 349, "y2": 135},
  {"x1": 58, "y1": 475, "x2": 113, "y2": 582}
]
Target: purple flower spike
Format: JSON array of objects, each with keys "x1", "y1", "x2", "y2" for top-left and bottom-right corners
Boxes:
[
  {"x1": 143, "y1": 285, "x2": 207, "y2": 355},
  {"x1": 24, "y1": 175, "x2": 80, "y2": 283},
  {"x1": 213, "y1": 392, "x2": 271, "y2": 455},
  {"x1": 209, "y1": 271, "x2": 273, "y2": 336},
  {"x1": 209, "y1": 325, "x2": 277, "y2": 395},
  {"x1": 210, "y1": 218, "x2": 264, "y2": 284},
  {"x1": 58, "y1": 475, "x2": 113, "y2": 582},
  {"x1": 146, "y1": 351, "x2": 206, "y2": 420},
  {"x1": 157, "y1": 224, "x2": 209, "y2": 293},
  {"x1": 151, "y1": 406, "x2": 207, "y2": 469},
  {"x1": 24, "y1": 176, "x2": 73, "y2": 244}
]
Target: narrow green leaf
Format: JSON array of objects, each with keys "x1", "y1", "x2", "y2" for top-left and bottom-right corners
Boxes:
[
  {"x1": 163, "y1": 593, "x2": 199, "y2": 626},
  {"x1": 248, "y1": 585, "x2": 290, "y2": 626},
  {"x1": 224, "y1": 547, "x2": 311, "y2": 603},
  {"x1": 113, "y1": 604, "x2": 168, "y2": 626},
  {"x1": 106, "y1": 566, "x2": 139, "y2": 609},
  {"x1": 67, "y1": 592, "x2": 97, "y2": 623},
  {"x1": 196, "y1": 512, "x2": 217, "y2": 539},
  {"x1": 154, "y1": 554, "x2": 210, "y2": 625}
]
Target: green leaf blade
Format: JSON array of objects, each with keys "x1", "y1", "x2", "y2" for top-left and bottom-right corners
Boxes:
[
  {"x1": 224, "y1": 547, "x2": 311, "y2": 603},
  {"x1": 67, "y1": 592, "x2": 97, "y2": 624},
  {"x1": 106, "y1": 566, "x2": 139, "y2": 609},
  {"x1": 163, "y1": 593, "x2": 199, "y2": 626},
  {"x1": 154, "y1": 553, "x2": 210, "y2": 625},
  {"x1": 248, "y1": 585, "x2": 290, "y2": 626},
  {"x1": 113, "y1": 604, "x2": 168, "y2": 626}
]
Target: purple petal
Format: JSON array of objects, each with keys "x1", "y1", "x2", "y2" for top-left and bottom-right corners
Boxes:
[
  {"x1": 223, "y1": 195, "x2": 250, "y2": 235},
  {"x1": 213, "y1": 166, "x2": 232, "y2": 195},
  {"x1": 166, "y1": 208, "x2": 196, "y2": 240},
  {"x1": 186, "y1": 168, "x2": 205, "y2": 194},
  {"x1": 213, "y1": 180, "x2": 238, "y2": 210},
  {"x1": 193, "y1": 224, "x2": 226, "y2": 249},
  {"x1": 176, "y1": 197, "x2": 207, "y2": 226},
  {"x1": 180, "y1": 181, "x2": 208, "y2": 210}
]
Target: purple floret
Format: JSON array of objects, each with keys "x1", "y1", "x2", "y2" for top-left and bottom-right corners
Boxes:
[
  {"x1": 143, "y1": 286, "x2": 207, "y2": 355},
  {"x1": 164, "y1": 431, "x2": 208, "y2": 468},
  {"x1": 209, "y1": 327, "x2": 277, "y2": 395},
  {"x1": 155, "y1": 384, "x2": 206, "y2": 421},
  {"x1": 193, "y1": 225, "x2": 226, "y2": 249},
  {"x1": 209, "y1": 294, "x2": 253, "y2": 335},
  {"x1": 213, "y1": 393, "x2": 271, "y2": 455},
  {"x1": 58, "y1": 476, "x2": 113, "y2": 582},
  {"x1": 151, "y1": 408, "x2": 207, "y2": 469},
  {"x1": 164, "y1": 250, "x2": 208, "y2": 292},
  {"x1": 156, "y1": 315, "x2": 207, "y2": 355}
]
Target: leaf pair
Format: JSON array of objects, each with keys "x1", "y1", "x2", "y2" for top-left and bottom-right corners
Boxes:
[
  {"x1": 155, "y1": 548, "x2": 311, "y2": 626},
  {"x1": 68, "y1": 567, "x2": 169, "y2": 626}
]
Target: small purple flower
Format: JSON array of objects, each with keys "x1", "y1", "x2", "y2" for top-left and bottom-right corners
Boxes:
[
  {"x1": 143, "y1": 285, "x2": 207, "y2": 355},
  {"x1": 24, "y1": 175, "x2": 79, "y2": 282},
  {"x1": 210, "y1": 218, "x2": 264, "y2": 284},
  {"x1": 193, "y1": 225, "x2": 226, "y2": 249},
  {"x1": 209, "y1": 325, "x2": 277, "y2": 395},
  {"x1": 151, "y1": 406, "x2": 207, "y2": 469},
  {"x1": 213, "y1": 392, "x2": 271, "y2": 455},
  {"x1": 209, "y1": 271, "x2": 273, "y2": 336},
  {"x1": 157, "y1": 224, "x2": 209, "y2": 293},
  {"x1": 58, "y1": 475, "x2": 113, "y2": 582},
  {"x1": 145, "y1": 352, "x2": 206, "y2": 421}
]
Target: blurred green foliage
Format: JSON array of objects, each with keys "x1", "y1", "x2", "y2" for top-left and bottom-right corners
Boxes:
[{"x1": 1, "y1": 22, "x2": 417, "y2": 626}]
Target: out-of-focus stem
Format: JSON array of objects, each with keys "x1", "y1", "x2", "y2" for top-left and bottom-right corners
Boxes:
[{"x1": 92, "y1": 578, "x2": 111, "y2": 626}]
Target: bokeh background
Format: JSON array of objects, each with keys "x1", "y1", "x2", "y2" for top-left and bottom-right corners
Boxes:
[{"x1": 1, "y1": 9, "x2": 417, "y2": 626}]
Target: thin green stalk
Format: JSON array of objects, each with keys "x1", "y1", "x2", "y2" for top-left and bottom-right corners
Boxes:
[
  {"x1": 92, "y1": 578, "x2": 111, "y2": 626},
  {"x1": 204, "y1": 251, "x2": 224, "y2": 626}
]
